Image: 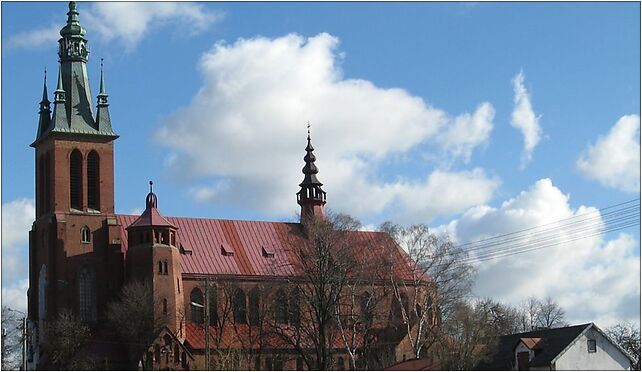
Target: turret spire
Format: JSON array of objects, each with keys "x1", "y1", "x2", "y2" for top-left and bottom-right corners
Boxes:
[
  {"x1": 36, "y1": 70, "x2": 52, "y2": 137},
  {"x1": 297, "y1": 123, "x2": 326, "y2": 223}
]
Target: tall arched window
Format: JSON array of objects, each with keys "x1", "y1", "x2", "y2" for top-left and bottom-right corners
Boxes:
[
  {"x1": 249, "y1": 287, "x2": 260, "y2": 326},
  {"x1": 289, "y1": 288, "x2": 300, "y2": 326},
  {"x1": 87, "y1": 151, "x2": 100, "y2": 210},
  {"x1": 208, "y1": 287, "x2": 218, "y2": 326},
  {"x1": 69, "y1": 149, "x2": 83, "y2": 210},
  {"x1": 44, "y1": 152, "x2": 51, "y2": 212},
  {"x1": 233, "y1": 288, "x2": 247, "y2": 324},
  {"x1": 81, "y1": 226, "x2": 91, "y2": 243},
  {"x1": 361, "y1": 291, "x2": 374, "y2": 326},
  {"x1": 38, "y1": 155, "x2": 44, "y2": 214},
  {"x1": 275, "y1": 289, "x2": 288, "y2": 324},
  {"x1": 190, "y1": 288, "x2": 204, "y2": 323},
  {"x1": 79, "y1": 266, "x2": 96, "y2": 322}
]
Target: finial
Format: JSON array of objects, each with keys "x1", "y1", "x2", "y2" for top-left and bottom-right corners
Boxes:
[
  {"x1": 307, "y1": 121, "x2": 311, "y2": 140},
  {"x1": 99, "y1": 58, "x2": 105, "y2": 94},
  {"x1": 149, "y1": 180, "x2": 153, "y2": 193},
  {"x1": 41, "y1": 68, "x2": 50, "y2": 104},
  {"x1": 44, "y1": 67, "x2": 47, "y2": 83}
]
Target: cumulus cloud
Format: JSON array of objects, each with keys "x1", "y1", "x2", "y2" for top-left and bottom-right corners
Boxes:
[
  {"x1": 6, "y1": 3, "x2": 221, "y2": 51},
  {"x1": 2, "y1": 279, "x2": 29, "y2": 312},
  {"x1": 435, "y1": 179, "x2": 640, "y2": 327},
  {"x1": 157, "y1": 33, "x2": 498, "y2": 221},
  {"x1": 511, "y1": 70, "x2": 542, "y2": 168},
  {"x1": 83, "y1": 2, "x2": 222, "y2": 49},
  {"x1": 2, "y1": 199, "x2": 34, "y2": 312},
  {"x1": 576, "y1": 115, "x2": 640, "y2": 193},
  {"x1": 4, "y1": 24, "x2": 60, "y2": 51}
]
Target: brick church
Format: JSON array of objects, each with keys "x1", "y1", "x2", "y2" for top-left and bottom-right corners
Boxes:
[{"x1": 27, "y1": 3, "x2": 432, "y2": 370}]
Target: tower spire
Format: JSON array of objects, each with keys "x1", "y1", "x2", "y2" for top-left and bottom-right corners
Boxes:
[
  {"x1": 297, "y1": 122, "x2": 326, "y2": 223},
  {"x1": 36, "y1": 69, "x2": 51, "y2": 137},
  {"x1": 95, "y1": 57, "x2": 112, "y2": 132}
]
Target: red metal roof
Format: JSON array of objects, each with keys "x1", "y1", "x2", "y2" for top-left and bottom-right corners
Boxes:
[{"x1": 116, "y1": 215, "x2": 416, "y2": 281}]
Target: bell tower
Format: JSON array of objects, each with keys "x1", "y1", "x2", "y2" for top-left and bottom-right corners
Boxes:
[{"x1": 296, "y1": 124, "x2": 327, "y2": 223}]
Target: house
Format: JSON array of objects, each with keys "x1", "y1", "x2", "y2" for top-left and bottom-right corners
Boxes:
[
  {"x1": 477, "y1": 323, "x2": 636, "y2": 370},
  {"x1": 26, "y1": 2, "x2": 433, "y2": 370}
]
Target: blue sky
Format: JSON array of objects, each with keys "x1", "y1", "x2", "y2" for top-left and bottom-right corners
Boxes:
[{"x1": 2, "y1": 2, "x2": 640, "y2": 327}]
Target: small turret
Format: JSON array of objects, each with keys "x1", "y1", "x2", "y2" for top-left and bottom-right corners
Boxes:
[
  {"x1": 296, "y1": 123, "x2": 327, "y2": 223},
  {"x1": 36, "y1": 70, "x2": 51, "y2": 138},
  {"x1": 51, "y1": 65, "x2": 68, "y2": 130},
  {"x1": 95, "y1": 59, "x2": 112, "y2": 132}
]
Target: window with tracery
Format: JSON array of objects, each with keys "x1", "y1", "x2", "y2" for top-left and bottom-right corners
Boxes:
[
  {"x1": 190, "y1": 288, "x2": 204, "y2": 323},
  {"x1": 79, "y1": 266, "x2": 96, "y2": 322},
  {"x1": 233, "y1": 288, "x2": 247, "y2": 324}
]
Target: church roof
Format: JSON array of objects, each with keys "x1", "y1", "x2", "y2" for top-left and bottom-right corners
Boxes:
[{"x1": 116, "y1": 215, "x2": 417, "y2": 281}]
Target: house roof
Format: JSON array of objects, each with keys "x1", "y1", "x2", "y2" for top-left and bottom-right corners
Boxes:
[
  {"x1": 383, "y1": 358, "x2": 439, "y2": 371},
  {"x1": 116, "y1": 215, "x2": 417, "y2": 281},
  {"x1": 476, "y1": 323, "x2": 592, "y2": 370},
  {"x1": 518, "y1": 337, "x2": 544, "y2": 350}
]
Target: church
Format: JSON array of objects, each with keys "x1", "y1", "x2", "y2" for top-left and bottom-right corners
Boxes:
[{"x1": 27, "y1": 3, "x2": 433, "y2": 370}]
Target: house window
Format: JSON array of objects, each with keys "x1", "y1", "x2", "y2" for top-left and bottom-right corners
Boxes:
[
  {"x1": 233, "y1": 288, "x2": 247, "y2": 324},
  {"x1": 81, "y1": 226, "x2": 91, "y2": 243},
  {"x1": 190, "y1": 288, "x2": 204, "y2": 323},
  {"x1": 588, "y1": 339, "x2": 597, "y2": 353}
]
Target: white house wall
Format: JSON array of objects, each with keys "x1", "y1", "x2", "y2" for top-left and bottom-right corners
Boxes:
[{"x1": 555, "y1": 327, "x2": 631, "y2": 370}]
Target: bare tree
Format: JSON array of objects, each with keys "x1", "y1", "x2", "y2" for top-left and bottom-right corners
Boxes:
[
  {"x1": 106, "y1": 280, "x2": 167, "y2": 370},
  {"x1": 380, "y1": 223, "x2": 476, "y2": 360},
  {"x1": 518, "y1": 297, "x2": 540, "y2": 332},
  {"x1": 2, "y1": 307, "x2": 25, "y2": 371},
  {"x1": 476, "y1": 298, "x2": 523, "y2": 336},
  {"x1": 536, "y1": 297, "x2": 566, "y2": 329},
  {"x1": 438, "y1": 300, "x2": 499, "y2": 370},
  {"x1": 605, "y1": 322, "x2": 640, "y2": 370},
  {"x1": 44, "y1": 310, "x2": 91, "y2": 370},
  {"x1": 276, "y1": 212, "x2": 360, "y2": 370}
]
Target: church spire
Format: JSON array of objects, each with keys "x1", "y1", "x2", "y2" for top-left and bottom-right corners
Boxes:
[
  {"x1": 95, "y1": 58, "x2": 112, "y2": 132},
  {"x1": 297, "y1": 123, "x2": 327, "y2": 223},
  {"x1": 51, "y1": 64, "x2": 68, "y2": 131},
  {"x1": 36, "y1": 69, "x2": 51, "y2": 138}
]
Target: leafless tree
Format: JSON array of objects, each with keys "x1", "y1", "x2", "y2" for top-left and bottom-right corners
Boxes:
[
  {"x1": 44, "y1": 309, "x2": 91, "y2": 370},
  {"x1": 106, "y1": 280, "x2": 167, "y2": 370},
  {"x1": 476, "y1": 298, "x2": 523, "y2": 336},
  {"x1": 275, "y1": 212, "x2": 361, "y2": 370},
  {"x1": 518, "y1": 297, "x2": 540, "y2": 332},
  {"x1": 380, "y1": 222, "x2": 476, "y2": 360},
  {"x1": 535, "y1": 297, "x2": 566, "y2": 329},
  {"x1": 438, "y1": 300, "x2": 499, "y2": 370},
  {"x1": 605, "y1": 322, "x2": 640, "y2": 370},
  {"x1": 2, "y1": 307, "x2": 25, "y2": 371}
]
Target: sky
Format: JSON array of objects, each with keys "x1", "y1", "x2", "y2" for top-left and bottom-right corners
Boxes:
[{"x1": 2, "y1": 2, "x2": 640, "y2": 328}]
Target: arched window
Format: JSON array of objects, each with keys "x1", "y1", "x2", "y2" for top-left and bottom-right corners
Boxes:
[
  {"x1": 79, "y1": 266, "x2": 96, "y2": 322},
  {"x1": 158, "y1": 261, "x2": 163, "y2": 274},
  {"x1": 289, "y1": 288, "x2": 300, "y2": 326},
  {"x1": 163, "y1": 261, "x2": 168, "y2": 274},
  {"x1": 190, "y1": 288, "x2": 204, "y2": 323},
  {"x1": 249, "y1": 287, "x2": 260, "y2": 326},
  {"x1": 87, "y1": 150, "x2": 100, "y2": 210},
  {"x1": 162, "y1": 298, "x2": 168, "y2": 315},
  {"x1": 208, "y1": 287, "x2": 218, "y2": 326},
  {"x1": 81, "y1": 226, "x2": 91, "y2": 243},
  {"x1": 275, "y1": 289, "x2": 288, "y2": 324},
  {"x1": 69, "y1": 149, "x2": 83, "y2": 210},
  {"x1": 233, "y1": 289, "x2": 247, "y2": 324},
  {"x1": 361, "y1": 291, "x2": 374, "y2": 325},
  {"x1": 44, "y1": 152, "x2": 51, "y2": 212}
]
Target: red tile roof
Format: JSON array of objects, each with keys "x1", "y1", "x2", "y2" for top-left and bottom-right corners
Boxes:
[
  {"x1": 519, "y1": 337, "x2": 544, "y2": 350},
  {"x1": 116, "y1": 215, "x2": 417, "y2": 281}
]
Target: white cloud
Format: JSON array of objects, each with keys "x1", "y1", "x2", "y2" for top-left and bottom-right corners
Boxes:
[
  {"x1": 436, "y1": 178, "x2": 640, "y2": 327},
  {"x1": 2, "y1": 279, "x2": 29, "y2": 313},
  {"x1": 5, "y1": 3, "x2": 221, "y2": 51},
  {"x1": 576, "y1": 115, "x2": 640, "y2": 193},
  {"x1": 2, "y1": 199, "x2": 33, "y2": 313},
  {"x1": 4, "y1": 24, "x2": 60, "y2": 51},
  {"x1": 157, "y1": 33, "x2": 498, "y2": 221},
  {"x1": 437, "y1": 102, "x2": 495, "y2": 163},
  {"x1": 83, "y1": 2, "x2": 222, "y2": 49},
  {"x1": 511, "y1": 70, "x2": 542, "y2": 168}
]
